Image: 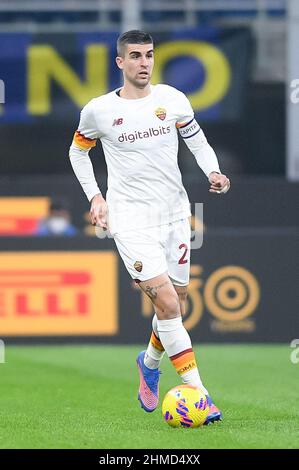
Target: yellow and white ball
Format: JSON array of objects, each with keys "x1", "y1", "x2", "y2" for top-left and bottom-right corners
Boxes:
[{"x1": 162, "y1": 385, "x2": 209, "y2": 428}]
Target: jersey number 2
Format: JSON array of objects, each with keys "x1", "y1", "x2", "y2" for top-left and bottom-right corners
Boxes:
[{"x1": 178, "y1": 243, "x2": 188, "y2": 265}]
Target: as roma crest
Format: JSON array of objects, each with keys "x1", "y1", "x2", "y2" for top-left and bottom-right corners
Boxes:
[
  {"x1": 155, "y1": 107, "x2": 166, "y2": 121},
  {"x1": 134, "y1": 261, "x2": 143, "y2": 272}
]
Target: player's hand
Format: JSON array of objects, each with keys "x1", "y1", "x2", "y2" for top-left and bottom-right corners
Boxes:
[
  {"x1": 208, "y1": 172, "x2": 230, "y2": 194},
  {"x1": 90, "y1": 193, "x2": 108, "y2": 229}
]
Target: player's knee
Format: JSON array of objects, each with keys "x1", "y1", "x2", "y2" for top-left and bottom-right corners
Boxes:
[{"x1": 156, "y1": 294, "x2": 180, "y2": 319}]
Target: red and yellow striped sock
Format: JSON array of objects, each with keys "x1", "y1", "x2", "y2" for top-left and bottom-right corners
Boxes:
[
  {"x1": 150, "y1": 331, "x2": 165, "y2": 353},
  {"x1": 170, "y1": 348, "x2": 197, "y2": 376},
  {"x1": 144, "y1": 331, "x2": 165, "y2": 369}
]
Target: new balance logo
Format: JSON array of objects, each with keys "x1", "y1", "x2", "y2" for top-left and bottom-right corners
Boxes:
[{"x1": 113, "y1": 118, "x2": 123, "y2": 126}]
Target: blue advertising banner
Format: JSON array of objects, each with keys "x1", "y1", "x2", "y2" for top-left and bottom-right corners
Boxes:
[{"x1": 0, "y1": 28, "x2": 251, "y2": 124}]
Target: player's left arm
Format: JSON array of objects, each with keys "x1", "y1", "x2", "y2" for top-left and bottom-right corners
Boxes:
[
  {"x1": 177, "y1": 119, "x2": 230, "y2": 194},
  {"x1": 176, "y1": 92, "x2": 230, "y2": 194}
]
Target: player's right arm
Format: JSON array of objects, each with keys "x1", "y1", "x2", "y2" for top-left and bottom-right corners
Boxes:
[{"x1": 69, "y1": 102, "x2": 108, "y2": 229}]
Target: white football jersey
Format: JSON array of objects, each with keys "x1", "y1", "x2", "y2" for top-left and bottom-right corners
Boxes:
[{"x1": 72, "y1": 84, "x2": 200, "y2": 234}]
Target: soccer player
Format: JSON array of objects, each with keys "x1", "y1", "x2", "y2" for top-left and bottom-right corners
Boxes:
[{"x1": 69, "y1": 30, "x2": 230, "y2": 424}]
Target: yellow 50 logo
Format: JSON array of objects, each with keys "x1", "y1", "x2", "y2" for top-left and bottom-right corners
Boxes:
[{"x1": 139, "y1": 265, "x2": 260, "y2": 331}]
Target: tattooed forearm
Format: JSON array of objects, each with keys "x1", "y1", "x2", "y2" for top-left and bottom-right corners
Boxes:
[{"x1": 144, "y1": 281, "x2": 170, "y2": 300}]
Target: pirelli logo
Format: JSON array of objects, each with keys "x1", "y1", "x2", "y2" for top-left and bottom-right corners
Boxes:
[{"x1": 0, "y1": 252, "x2": 118, "y2": 336}]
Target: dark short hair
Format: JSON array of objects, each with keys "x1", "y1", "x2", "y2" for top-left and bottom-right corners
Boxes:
[{"x1": 117, "y1": 30, "x2": 153, "y2": 57}]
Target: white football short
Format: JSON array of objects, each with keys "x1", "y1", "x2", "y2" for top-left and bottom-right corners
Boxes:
[{"x1": 113, "y1": 218, "x2": 191, "y2": 286}]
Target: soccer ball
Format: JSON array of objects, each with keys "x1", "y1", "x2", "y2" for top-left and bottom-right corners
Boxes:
[{"x1": 162, "y1": 385, "x2": 209, "y2": 428}]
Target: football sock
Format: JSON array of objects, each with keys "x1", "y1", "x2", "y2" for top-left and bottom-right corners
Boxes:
[
  {"x1": 144, "y1": 314, "x2": 165, "y2": 369},
  {"x1": 157, "y1": 316, "x2": 209, "y2": 395}
]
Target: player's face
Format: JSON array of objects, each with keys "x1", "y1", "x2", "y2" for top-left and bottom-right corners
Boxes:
[{"x1": 116, "y1": 43, "x2": 154, "y2": 88}]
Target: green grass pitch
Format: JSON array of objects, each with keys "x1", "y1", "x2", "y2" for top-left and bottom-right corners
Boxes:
[{"x1": 0, "y1": 344, "x2": 298, "y2": 449}]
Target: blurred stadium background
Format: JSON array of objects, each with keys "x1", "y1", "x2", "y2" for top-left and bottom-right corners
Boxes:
[
  {"x1": 0, "y1": 0, "x2": 298, "y2": 450},
  {"x1": 0, "y1": 0, "x2": 297, "y2": 343}
]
